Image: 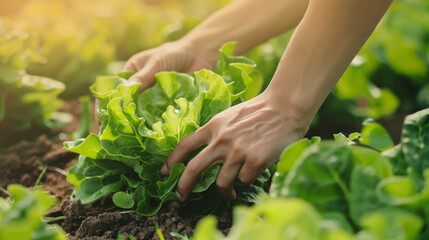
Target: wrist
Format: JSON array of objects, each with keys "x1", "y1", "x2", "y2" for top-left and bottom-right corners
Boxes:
[{"x1": 263, "y1": 81, "x2": 318, "y2": 128}]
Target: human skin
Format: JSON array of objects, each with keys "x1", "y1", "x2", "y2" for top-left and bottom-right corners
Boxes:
[
  {"x1": 124, "y1": 0, "x2": 393, "y2": 201},
  {"x1": 124, "y1": 0, "x2": 309, "y2": 89}
]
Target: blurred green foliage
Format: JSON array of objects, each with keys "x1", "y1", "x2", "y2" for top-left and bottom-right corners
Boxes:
[
  {"x1": 192, "y1": 107, "x2": 429, "y2": 240},
  {"x1": 0, "y1": 185, "x2": 67, "y2": 240},
  {"x1": 0, "y1": 0, "x2": 230, "y2": 97},
  {"x1": 0, "y1": 0, "x2": 427, "y2": 142},
  {"x1": 334, "y1": 0, "x2": 429, "y2": 117}
]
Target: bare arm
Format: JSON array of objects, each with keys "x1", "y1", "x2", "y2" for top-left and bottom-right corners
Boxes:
[
  {"x1": 181, "y1": 0, "x2": 309, "y2": 62},
  {"x1": 266, "y1": 0, "x2": 393, "y2": 123},
  {"x1": 124, "y1": 0, "x2": 309, "y2": 88}
]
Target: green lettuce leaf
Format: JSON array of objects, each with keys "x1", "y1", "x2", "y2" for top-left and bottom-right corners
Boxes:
[
  {"x1": 65, "y1": 43, "x2": 269, "y2": 215},
  {"x1": 0, "y1": 185, "x2": 67, "y2": 240},
  {"x1": 0, "y1": 67, "x2": 71, "y2": 145},
  {"x1": 401, "y1": 108, "x2": 429, "y2": 176}
]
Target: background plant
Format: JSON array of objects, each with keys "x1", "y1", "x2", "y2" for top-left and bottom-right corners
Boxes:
[
  {"x1": 191, "y1": 107, "x2": 429, "y2": 240},
  {"x1": 0, "y1": 184, "x2": 67, "y2": 240}
]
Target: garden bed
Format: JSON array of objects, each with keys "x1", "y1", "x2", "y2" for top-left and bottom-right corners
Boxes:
[{"x1": 0, "y1": 101, "x2": 231, "y2": 240}]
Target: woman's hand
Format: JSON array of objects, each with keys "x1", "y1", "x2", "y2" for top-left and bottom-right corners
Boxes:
[
  {"x1": 161, "y1": 91, "x2": 312, "y2": 201},
  {"x1": 123, "y1": 40, "x2": 215, "y2": 91}
]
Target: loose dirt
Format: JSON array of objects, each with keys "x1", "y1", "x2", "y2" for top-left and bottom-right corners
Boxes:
[{"x1": 0, "y1": 133, "x2": 231, "y2": 240}]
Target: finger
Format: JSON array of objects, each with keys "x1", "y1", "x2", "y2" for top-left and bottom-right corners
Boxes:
[
  {"x1": 123, "y1": 60, "x2": 138, "y2": 72},
  {"x1": 216, "y1": 160, "x2": 243, "y2": 201},
  {"x1": 123, "y1": 53, "x2": 150, "y2": 72},
  {"x1": 162, "y1": 127, "x2": 210, "y2": 175},
  {"x1": 237, "y1": 157, "x2": 267, "y2": 185},
  {"x1": 129, "y1": 66, "x2": 159, "y2": 91},
  {"x1": 174, "y1": 145, "x2": 223, "y2": 201}
]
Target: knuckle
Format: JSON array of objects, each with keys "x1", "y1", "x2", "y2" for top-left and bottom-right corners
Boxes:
[
  {"x1": 124, "y1": 61, "x2": 135, "y2": 71},
  {"x1": 198, "y1": 122, "x2": 211, "y2": 133},
  {"x1": 231, "y1": 142, "x2": 245, "y2": 155},
  {"x1": 234, "y1": 136, "x2": 249, "y2": 148},
  {"x1": 177, "y1": 134, "x2": 193, "y2": 149},
  {"x1": 148, "y1": 55, "x2": 162, "y2": 67},
  {"x1": 221, "y1": 127, "x2": 236, "y2": 137},
  {"x1": 175, "y1": 184, "x2": 186, "y2": 197},
  {"x1": 211, "y1": 135, "x2": 231, "y2": 148},
  {"x1": 216, "y1": 178, "x2": 229, "y2": 190},
  {"x1": 209, "y1": 115, "x2": 223, "y2": 125},
  {"x1": 164, "y1": 157, "x2": 176, "y2": 170},
  {"x1": 129, "y1": 54, "x2": 140, "y2": 63},
  {"x1": 131, "y1": 74, "x2": 144, "y2": 82},
  {"x1": 245, "y1": 157, "x2": 262, "y2": 168},
  {"x1": 194, "y1": 126, "x2": 207, "y2": 139},
  {"x1": 238, "y1": 174, "x2": 254, "y2": 185},
  {"x1": 185, "y1": 161, "x2": 201, "y2": 176}
]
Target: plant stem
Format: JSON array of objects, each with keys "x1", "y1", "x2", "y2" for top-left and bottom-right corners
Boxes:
[
  {"x1": 34, "y1": 165, "x2": 48, "y2": 188},
  {"x1": 47, "y1": 166, "x2": 68, "y2": 176},
  {"x1": 0, "y1": 186, "x2": 9, "y2": 196},
  {"x1": 44, "y1": 216, "x2": 67, "y2": 223},
  {"x1": 155, "y1": 223, "x2": 166, "y2": 240},
  {"x1": 119, "y1": 210, "x2": 136, "y2": 214}
]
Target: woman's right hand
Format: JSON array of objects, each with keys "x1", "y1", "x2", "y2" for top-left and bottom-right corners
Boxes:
[{"x1": 123, "y1": 40, "x2": 216, "y2": 91}]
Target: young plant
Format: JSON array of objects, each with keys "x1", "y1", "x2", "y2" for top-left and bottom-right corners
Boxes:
[
  {"x1": 0, "y1": 185, "x2": 67, "y2": 240},
  {"x1": 0, "y1": 67, "x2": 72, "y2": 147},
  {"x1": 65, "y1": 43, "x2": 269, "y2": 216}
]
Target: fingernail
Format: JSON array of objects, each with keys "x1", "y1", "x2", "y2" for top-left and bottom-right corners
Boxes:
[
  {"x1": 161, "y1": 164, "x2": 168, "y2": 175},
  {"x1": 175, "y1": 191, "x2": 183, "y2": 202}
]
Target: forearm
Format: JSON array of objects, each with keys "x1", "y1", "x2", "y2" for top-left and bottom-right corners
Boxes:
[
  {"x1": 266, "y1": 0, "x2": 392, "y2": 123},
  {"x1": 180, "y1": 0, "x2": 309, "y2": 63}
]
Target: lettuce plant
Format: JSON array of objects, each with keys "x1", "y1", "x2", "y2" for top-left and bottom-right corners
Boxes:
[
  {"x1": 0, "y1": 67, "x2": 72, "y2": 148},
  {"x1": 65, "y1": 43, "x2": 269, "y2": 215},
  {"x1": 0, "y1": 185, "x2": 67, "y2": 240},
  {"x1": 192, "y1": 108, "x2": 429, "y2": 239},
  {"x1": 0, "y1": 23, "x2": 71, "y2": 145},
  {"x1": 193, "y1": 197, "x2": 356, "y2": 240},
  {"x1": 271, "y1": 108, "x2": 429, "y2": 238},
  {"x1": 0, "y1": 67, "x2": 71, "y2": 130}
]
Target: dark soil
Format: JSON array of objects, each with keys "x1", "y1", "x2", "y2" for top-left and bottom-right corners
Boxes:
[
  {"x1": 0, "y1": 100, "x2": 232, "y2": 239},
  {"x1": 0, "y1": 135, "x2": 76, "y2": 200},
  {"x1": 52, "y1": 199, "x2": 231, "y2": 240}
]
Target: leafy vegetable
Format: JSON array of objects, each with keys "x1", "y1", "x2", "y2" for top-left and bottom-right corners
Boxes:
[
  {"x1": 359, "y1": 119, "x2": 393, "y2": 151},
  {"x1": 65, "y1": 43, "x2": 269, "y2": 215},
  {"x1": 193, "y1": 197, "x2": 358, "y2": 240},
  {"x1": 401, "y1": 108, "x2": 429, "y2": 176},
  {"x1": 0, "y1": 185, "x2": 67, "y2": 240},
  {"x1": 0, "y1": 67, "x2": 71, "y2": 146},
  {"x1": 193, "y1": 107, "x2": 429, "y2": 239}
]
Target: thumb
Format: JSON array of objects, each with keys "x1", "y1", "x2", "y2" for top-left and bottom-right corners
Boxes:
[{"x1": 129, "y1": 66, "x2": 159, "y2": 91}]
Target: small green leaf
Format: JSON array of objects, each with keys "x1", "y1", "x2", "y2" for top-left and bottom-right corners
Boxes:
[
  {"x1": 334, "y1": 133, "x2": 348, "y2": 145},
  {"x1": 401, "y1": 108, "x2": 429, "y2": 175},
  {"x1": 112, "y1": 191, "x2": 134, "y2": 209},
  {"x1": 0, "y1": 93, "x2": 6, "y2": 122},
  {"x1": 359, "y1": 122, "x2": 393, "y2": 151},
  {"x1": 276, "y1": 137, "x2": 320, "y2": 174},
  {"x1": 360, "y1": 208, "x2": 423, "y2": 240},
  {"x1": 334, "y1": 132, "x2": 360, "y2": 145}
]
